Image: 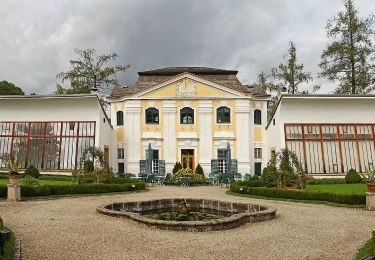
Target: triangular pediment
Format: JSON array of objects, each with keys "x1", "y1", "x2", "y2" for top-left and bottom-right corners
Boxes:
[{"x1": 134, "y1": 73, "x2": 245, "y2": 98}]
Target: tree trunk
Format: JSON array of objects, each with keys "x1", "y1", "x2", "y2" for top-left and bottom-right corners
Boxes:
[{"x1": 348, "y1": 3, "x2": 356, "y2": 94}]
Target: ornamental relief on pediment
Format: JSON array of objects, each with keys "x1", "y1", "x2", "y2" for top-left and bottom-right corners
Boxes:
[{"x1": 176, "y1": 80, "x2": 197, "y2": 96}]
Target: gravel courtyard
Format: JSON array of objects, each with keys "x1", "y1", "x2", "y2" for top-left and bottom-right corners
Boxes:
[{"x1": 2, "y1": 186, "x2": 375, "y2": 260}]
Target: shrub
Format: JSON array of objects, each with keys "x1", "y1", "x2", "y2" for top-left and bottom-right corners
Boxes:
[
  {"x1": 20, "y1": 175, "x2": 40, "y2": 187},
  {"x1": 18, "y1": 183, "x2": 146, "y2": 197},
  {"x1": 24, "y1": 165, "x2": 40, "y2": 179},
  {"x1": 0, "y1": 215, "x2": 3, "y2": 229},
  {"x1": 195, "y1": 164, "x2": 204, "y2": 176},
  {"x1": 172, "y1": 162, "x2": 182, "y2": 174},
  {"x1": 261, "y1": 165, "x2": 278, "y2": 187},
  {"x1": 170, "y1": 168, "x2": 206, "y2": 185},
  {"x1": 230, "y1": 183, "x2": 365, "y2": 205},
  {"x1": 0, "y1": 186, "x2": 6, "y2": 197},
  {"x1": 84, "y1": 160, "x2": 95, "y2": 174},
  {"x1": 345, "y1": 169, "x2": 362, "y2": 183},
  {"x1": 236, "y1": 180, "x2": 265, "y2": 187}
]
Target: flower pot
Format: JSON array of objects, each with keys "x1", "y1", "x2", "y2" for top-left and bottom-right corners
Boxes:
[
  {"x1": 367, "y1": 183, "x2": 375, "y2": 193},
  {"x1": 8, "y1": 175, "x2": 19, "y2": 186}
]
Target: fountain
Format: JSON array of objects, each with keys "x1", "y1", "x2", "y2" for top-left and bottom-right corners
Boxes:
[{"x1": 97, "y1": 198, "x2": 276, "y2": 231}]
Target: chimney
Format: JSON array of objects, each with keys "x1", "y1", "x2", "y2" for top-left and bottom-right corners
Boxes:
[{"x1": 278, "y1": 86, "x2": 288, "y2": 99}]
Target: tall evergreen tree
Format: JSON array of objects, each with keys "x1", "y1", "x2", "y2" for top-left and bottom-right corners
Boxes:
[
  {"x1": 272, "y1": 41, "x2": 318, "y2": 94},
  {"x1": 319, "y1": 0, "x2": 375, "y2": 94}
]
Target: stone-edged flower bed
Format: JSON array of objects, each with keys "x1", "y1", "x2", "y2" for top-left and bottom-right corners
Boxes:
[{"x1": 97, "y1": 198, "x2": 276, "y2": 231}]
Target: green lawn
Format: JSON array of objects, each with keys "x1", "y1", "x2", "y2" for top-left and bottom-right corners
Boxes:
[
  {"x1": 0, "y1": 179, "x2": 72, "y2": 186},
  {"x1": 2, "y1": 228, "x2": 15, "y2": 260},
  {"x1": 306, "y1": 183, "x2": 367, "y2": 195},
  {"x1": 356, "y1": 234, "x2": 375, "y2": 259}
]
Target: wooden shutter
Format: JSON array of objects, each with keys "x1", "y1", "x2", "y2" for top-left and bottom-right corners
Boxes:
[
  {"x1": 159, "y1": 160, "x2": 165, "y2": 175},
  {"x1": 211, "y1": 159, "x2": 218, "y2": 174},
  {"x1": 139, "y1": 160, "x2": 146, "y2": 175},
  {"x1": 231, "y1": 159, "x2": 238, "y2": 176}
]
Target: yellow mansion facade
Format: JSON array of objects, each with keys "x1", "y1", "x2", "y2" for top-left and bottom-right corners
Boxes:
[{"x1": 108, "y1": 67, "x2": 269, "y2": 176}]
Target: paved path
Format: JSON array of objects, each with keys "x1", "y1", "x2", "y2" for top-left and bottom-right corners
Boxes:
[{"x1": 1, "y1": 186, "x2": 375, "y2": 260}]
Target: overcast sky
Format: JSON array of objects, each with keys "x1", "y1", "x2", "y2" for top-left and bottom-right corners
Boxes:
[{"x1": 1, "y1": 0, "x2": 374, "y2": 95}]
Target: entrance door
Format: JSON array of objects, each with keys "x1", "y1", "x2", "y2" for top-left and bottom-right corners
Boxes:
[{"x1": 181, "y1": 149, "x2": 194, "y2": 170}]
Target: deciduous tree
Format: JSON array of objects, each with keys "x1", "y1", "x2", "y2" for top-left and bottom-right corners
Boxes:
[
  {"x1": 56, "y1": 49, "x2": 130, "y2": 95},
  {"x1": 0, "y1": 81, "x2": 24, "y2": 95}
]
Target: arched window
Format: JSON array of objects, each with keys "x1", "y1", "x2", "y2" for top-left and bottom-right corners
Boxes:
[
  {"x1": 116, "y1": 111, "x2": 124, "y2": 126},
  {"x1": 180, "y1": 107, "x2": 194, "y2": 124},
  {"x1": 216, "y1": 106, "x2": 231, "y2": 123},
  {"x1": 145, "y1": 108, "x2": 159, "y2": 124},
  {"x1": 254, "y1": 109, "x2": 262, "y2": 125}
]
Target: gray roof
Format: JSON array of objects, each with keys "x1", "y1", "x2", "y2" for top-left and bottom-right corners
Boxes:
[
  {"x1": 138, "y1": 66, "x2": 238, "y2": 76},
  {"x1": 109, "y1": 67, "x2": 269, "y2": 99}
]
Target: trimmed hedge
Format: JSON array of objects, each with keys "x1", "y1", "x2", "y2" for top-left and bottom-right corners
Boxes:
[
  {"x1": 307, "y1": 178, "x2": 346, "y2": 185},
  {"x1": 236, "y1": 180, "x2": 265, "y2": 187},
  {"x1": 230, "y1": 183, "x2": 365, "y2": 205},
  {"x1": 39, "y1": 175, "x2": 72, "y2": 181},
  {"x1": 0, "y1": 183, "x2": 145, "y2": 198}
]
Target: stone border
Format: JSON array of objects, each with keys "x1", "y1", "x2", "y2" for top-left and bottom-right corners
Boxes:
[
  {"x1": 97, "y1": 198, "x2": 277, "y2": 231},
  {"x1": 12, "y1": 231, "x2": 21, "y2": 260}
]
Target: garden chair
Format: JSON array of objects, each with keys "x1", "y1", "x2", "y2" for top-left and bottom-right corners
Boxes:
[
  {"x1": 208, "y1": 172, "x2": 215, "y2": 185},
  {"x1": 243, "y1": 174, "x2": 251, "y2": 182},
  {"x1": 181, "y1": 175, "x2": 191, "y2": 187},
  {"x1": 213, "y1": 173, "x2": 222, "y2": 185},
  {"x1": 145, "y1": 174, "x2": 155, "y2": 186},
  {"x1": 155, "y1": 172, "x2": 166, "y2": 185},
  {"x1": 164, "y1": 173, "x2": 171, "y2": 184},
  {"x1": 234, "y1": 173, "x2": 243, "y2": 182}
]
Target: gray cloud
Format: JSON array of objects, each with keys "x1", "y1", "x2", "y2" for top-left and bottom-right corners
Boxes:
[{"x1": 0, "y1": 0, "x2": 374, "y2": 94}]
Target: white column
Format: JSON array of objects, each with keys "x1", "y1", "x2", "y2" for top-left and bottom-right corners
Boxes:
[
  {"x1": 162, "y1": 100, "x2": 177, "y2": 173},
  {"x1": 125, "y1": 101, "x2": 141, "y2": 174},
  {"x1": 199, "y1": 100, "x2": 213, "y2": 175},
  {"x1": 236, "y1": 99, "x2": 251, "y2": 174}
]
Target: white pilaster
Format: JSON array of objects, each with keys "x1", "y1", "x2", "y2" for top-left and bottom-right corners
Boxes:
[
  {"x1": 125, "y1": 100, "x2": 141, "y2": 174},
  {"x1": 162, "y1": 100, "x2": 177, "y2": 173},
  {"x1": 236, "y1": 99, "x2": 251, "y2": 174},
  {"x1": 199, "y1": 100, "x2": 213, "y2": 175}
]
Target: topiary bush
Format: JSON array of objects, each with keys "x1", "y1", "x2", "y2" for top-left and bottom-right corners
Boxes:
[
  {"x1": 24, "y1": 165, "x2": 40, "y2": 179},
  {"x1": 172, "y1": 162, "x2": 182, "y2": 174},
  {"x1": 195, "y1": 164, "x2": 204, "y2": 176},
  {"x1": 345, "y1": 168, "x2": 362, "y2": 183}
]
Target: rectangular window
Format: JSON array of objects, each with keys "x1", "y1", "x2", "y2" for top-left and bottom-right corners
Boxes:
[
  {"x1": 118, "y1": 163, "x2": 124, "y2": 173},
  {"x1": 145, "y1": 149, "x2": 159, "y2": 174},
  {"x1": 117, "y1": 148, "x2": 124, "y2": 159},
  {"x1": 254, "y1": 148, "x2": 262, "y2": 159},
  {"x1": 217, "y1": 149, "x2": 228, "y2": 174}
]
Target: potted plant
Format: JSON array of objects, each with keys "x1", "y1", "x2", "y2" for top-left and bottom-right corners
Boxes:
[
  {"x1": 366, "y1": 169, "x2": 375, "y2": 192},
  {"x1": 7, "y1": 156, "x2": 20, "y2": 186}
]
